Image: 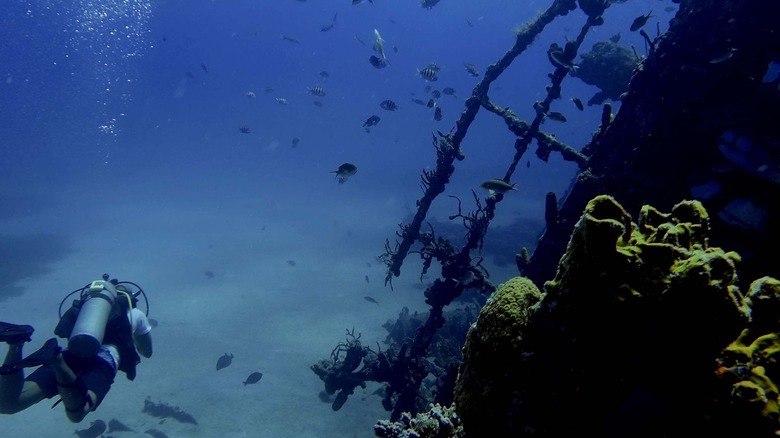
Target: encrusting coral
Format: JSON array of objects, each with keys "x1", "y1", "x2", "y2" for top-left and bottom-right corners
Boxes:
[{"x1": 450, "y1": 195, "x2": 778, "y2": 436}]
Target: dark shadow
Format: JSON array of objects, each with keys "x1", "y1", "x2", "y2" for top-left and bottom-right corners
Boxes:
[{"x1": 0, "y1": 234, "x2": 74, "y2": 300}]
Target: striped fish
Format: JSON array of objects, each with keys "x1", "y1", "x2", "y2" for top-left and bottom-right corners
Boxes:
[
  {"x1": 417, "y1": 67, "x2": 438, "y2": 82},
  {"x1": 308, "y1": 86, "x2": 326, "y2": 96}
]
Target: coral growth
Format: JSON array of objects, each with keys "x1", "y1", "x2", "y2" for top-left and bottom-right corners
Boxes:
[
  {"x1": 715, "y1": 277, "x2": 780, "y2": 434},
  {"x1": 453, "y1": 277, "x2": 543, "y2": 434},
  {"x1": 452, "y1": 195, "x2": 773, "y2": 436},
  {"x1": 374, "y1": 403, "x2": 464, "y2": 438}
]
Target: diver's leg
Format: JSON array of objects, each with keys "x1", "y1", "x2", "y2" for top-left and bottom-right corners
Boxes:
[
  {"x1": 50, "y1": 354, "x2": 95, "y2": 423},
  {"x1": 0, "y1": 342, "x2": 48, "y2": 414},
  {"x1": 0, "y1": 342, "x2": 25, "y2": 411}
]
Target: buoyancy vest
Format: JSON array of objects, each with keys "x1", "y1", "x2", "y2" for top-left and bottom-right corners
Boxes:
[{"x1": 55, "y1": 294, "x2": 141, "y2": 381}]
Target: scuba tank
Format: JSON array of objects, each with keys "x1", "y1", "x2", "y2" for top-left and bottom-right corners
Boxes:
[{"x1": 67, "y1": 276, "x2": 118, "y2": 358}]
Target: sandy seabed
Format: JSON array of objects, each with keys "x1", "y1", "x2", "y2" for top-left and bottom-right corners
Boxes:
[{"x1": 0, "y1": 175, "x2": 521, "y2": 438}]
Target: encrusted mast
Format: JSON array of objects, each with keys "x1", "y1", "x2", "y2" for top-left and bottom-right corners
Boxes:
[
  {"x1": 313, "y1": 0, "x2": 780, "y2": 433},
  {"x1": 312, "y1": 0, "x2": 632, "y2": 421}
]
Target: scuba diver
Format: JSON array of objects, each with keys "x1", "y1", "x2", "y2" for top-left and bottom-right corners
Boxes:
[{"x1": 0, "y1": 274, "x2": 153, "y2": 423}]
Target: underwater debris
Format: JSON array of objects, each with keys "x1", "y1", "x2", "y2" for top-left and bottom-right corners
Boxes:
[
  {"x1": 74, "y1": 420, "x2": 106, "y2": 438},
  {"x1": 107, "y1": 418, "x2": 134, "y2": 432},
  {"x1": 142, "y1": 397, "x2": 198, "y2": 425},
  {"x1": 145, "y1": 429, "x2": 169, "y2": 438}
]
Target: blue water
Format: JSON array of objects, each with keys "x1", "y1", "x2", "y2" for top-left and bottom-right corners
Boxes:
[{"x1": 1, "y1": 1, "x2": 676, "y2": 436}]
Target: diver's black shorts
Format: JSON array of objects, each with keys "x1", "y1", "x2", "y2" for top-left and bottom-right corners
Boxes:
[{"x1": 25, "y1": 351, "x2": 116, "y2": 409}]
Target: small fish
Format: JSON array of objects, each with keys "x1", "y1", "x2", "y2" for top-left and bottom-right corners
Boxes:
[
  {"x1": 281, "y1": 34, "x2": 300, "y2": 43},
  {"x1": 287, "y1": 260, "x2": 297, "y2": 266},
  {"x1": 75, "y1": 420, "x2": 107, "y2": 438},
  {"x1": 548, "y1": 49, "x2": 576, "y2": 70},
  {"x1": 321, "y1": 13, "x2": 337, "y2": 32},
  {"x1": 319, "y1": 70, "x2": 330, "y2": 78},
  {"x1": 411, "y1": 98, "x2": 426, "y2": 106},
  {"x1": 244, "y1": 372, "x2": 264, "y2": 386},
  {"x1": 292, "y1": 137, "x2": 300, "y2": 148},
  {"x1": 480, "y1": 178, "x2": 517, "y2": 195},
  {"x1": 313, "y1": 100, "x2": 323, "y2": 107},
  {"x1": 364, "y1": 296, "x2": 379, "y2": 305},
  {"x1": 200, "y1": 63, "x2": 208, "y2": 74},
  {"x1": 363, "y1": 115, "x2": 381, "y2": 128},
  {"x1": 330, "y1": 163, "x2": 358, "y2": 183},
  {"x1": 710, "y1": 47, "x2": 737, "y2": 64},
  {"x1": 354, "y1": 34, "x2": 366, "y2": 45},
  {"x1": 148, "y1": 318, "x2": 159, "y2": 328},
  {"x1": 441, "y1": 87, "x2": 457, "y2": 97},
  {"x1": 434, "y1": 106, "x2": 442, "y2": 121},
  {"x1": 308, "y1": 86, "x2": 325, "y2": 96},
  {"x1": 630, "y1": 11, "x2": 653, "y2": 32},
  {"x1": 373, "y1": 29, "x2": 388, "y2": 62},
  {"x1": 380, "y1": 99, "x2": 398, "y2": 111},
  {"x1": 426, "y1": 98, "x2": 435, "y2": 108},
  {"x1": 245, "y1": 91, "x2": 256, "y2": 99},
  {"x1": 216, "y1": 353, "x2": 234, "y2": 371},
  {"x1": 275, "y1": 97, "x2": 289, "y2": 105},
  {"x1": 546, "y1": 111, "x2": 567, "y2": 122},
  {"x1": 263, "y1": 86, "x2": 274, "y2": 93},
  {"x1": 108, "y1": 419, "x2": 134, "y2": 433},
  {"x1": 418, "y1": 67, "x2": 439, "y2": 82},
  {"x1": 365, "y1": 275, "x2": 370, "y2": 283},
  {"x1": 464, "y1": 63, "x2": 479, "y2": 77},
  {"x1": 205, "y1": 270, "x2": 215, "y2": 278},
  {"x1": 571, "y1": 97, "x2": 584, "y2": 111},
  {"x1": 239, "y1": 125, "x2": 251, "y2": 134},
  {"x1": 369, "y1": 55, "x2": 388, "y2": 69},
  {"x1": 431, "y1": 90, "x2": 442, "y2": 99},
  {"x1": 608, "y1": 33, "x2": 621, "y2": 43},
  {"x1": 664, "y1": 6, "x2": 676, "y2": 13}
]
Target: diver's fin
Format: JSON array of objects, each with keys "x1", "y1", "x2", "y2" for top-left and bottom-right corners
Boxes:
[
  {"x1": 0, "y1": 321, "x2": 34, "y2": 344},
  {"x1": 0, "y1": 338, "x2": 60, "y2": 375}
]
